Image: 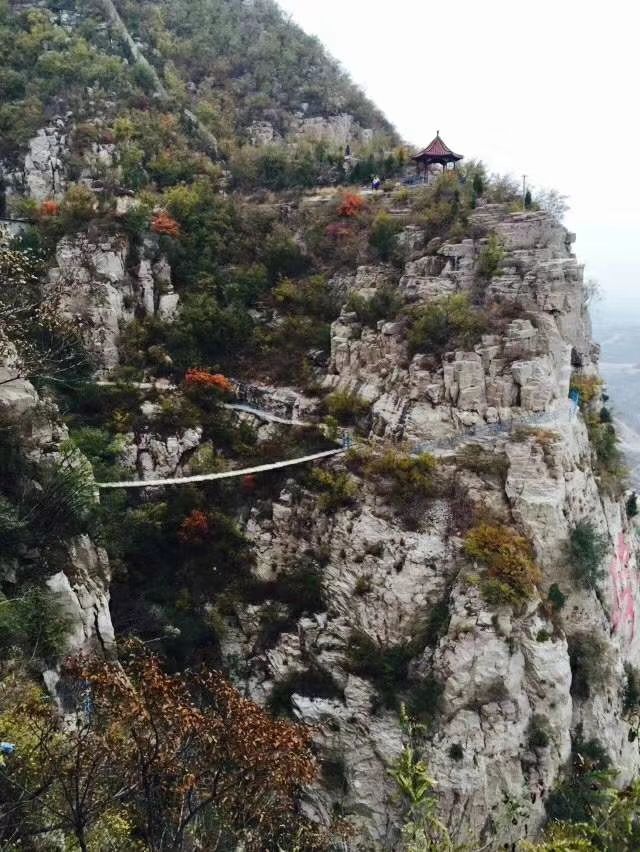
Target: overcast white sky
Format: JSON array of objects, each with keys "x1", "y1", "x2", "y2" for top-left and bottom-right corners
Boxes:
[{"x1": 277, "y1": 0, "x2": 639, "y2": 315}]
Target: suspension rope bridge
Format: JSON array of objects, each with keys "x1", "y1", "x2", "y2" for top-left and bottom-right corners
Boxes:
[
  {"x1": 94, "y1": 395, "x2": 577, "y2": 490},
  {"x1": 97, "y1": 446, "x2": 348, "y2": 490}
]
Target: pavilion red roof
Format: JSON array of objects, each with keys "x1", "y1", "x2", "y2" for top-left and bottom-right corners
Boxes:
[{"x1": 413, "y1": 132, "x2": 462, "y2": 161}]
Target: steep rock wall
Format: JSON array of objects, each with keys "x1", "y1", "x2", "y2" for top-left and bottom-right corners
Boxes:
[{"x1": 219, "y1": 206, "x2": 640, "y2": 848}]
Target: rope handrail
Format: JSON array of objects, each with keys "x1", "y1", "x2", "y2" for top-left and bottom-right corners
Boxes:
[
  {"x1": 97, "y1": 447, "x2": 346, "y2": 489},
  {"x1": 224, "y1": 403, "x2": 314, "y2": 427}
]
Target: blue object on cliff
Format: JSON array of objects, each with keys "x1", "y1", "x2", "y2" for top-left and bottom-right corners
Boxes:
[{"x1": 0, "y1": 742, "x2": 16, "y2": 756}]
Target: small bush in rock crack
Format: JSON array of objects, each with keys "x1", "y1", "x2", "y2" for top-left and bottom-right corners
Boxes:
[
  {"x1": 464, "y1": 523, "x2": 541, "y2": 603},
  {"x1": 567, "y1": 521, "x2": 608, "y2": 589},
  {"x1": 528, "y1": 714, "x2": 551, "y2": 749},
  {"x1": 407, "y1": 294, "x2": 487, "y2": 358},
  {"x1": 568, "y1": 632, "x2": 611, "y2": 700},
  {"x1": 309, "y1": 469, "x2": 357, "y2": 513},
  {"x1": 323, "y1": 390, "x2": 370, "y2": 426}
]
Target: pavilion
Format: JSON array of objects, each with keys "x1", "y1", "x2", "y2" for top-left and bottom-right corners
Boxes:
[{"x1": 412, "y1": 132, "x2": 463, "y2": 182}]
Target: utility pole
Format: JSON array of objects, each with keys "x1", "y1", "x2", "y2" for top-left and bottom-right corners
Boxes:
[{"x1": 522, "y1": 175, "x2": 527, "y2": 211}]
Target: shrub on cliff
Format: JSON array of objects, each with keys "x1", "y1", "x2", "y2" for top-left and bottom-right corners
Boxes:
[
  {"x1": 568, "y1": 521, "x2": 608, "y2": 589},
  {"x1": 528, "y1": 714, "x2": 551, "y2": 749},
  {"x1": 184, "y1": 369, "x2": 234, "y2": 395},
  {"x1": 151, "y1": 211, "x2": 181, "y2": 238},
  {"x1": 309, "y1": 469, "x2": 357, "y2": 513},
  {"x1": 346, "y1": 286, "x2": 403, "y2": 328},
  {"x1": 568, "y1": 632, "x2": 612, "y2": 699},
  {"x1": 477, "y1": 234, "x2": 505, "y2": 279},
  {"x1": 454, "y1": 444, "x2": 510, "y2": 481},
  {"x1": 69, "y1": 427, "x2": 127, "y2": 482},
  {"x1": 323, "y1": 390, "x2": 370, "y2": 425},
  {"x1": 465, "y1": 523, "x2": 541, "y2": 603},
  {"x1": 623, "y1": 663, "x2": 640, "y2": 715},
  {"x1": 570, "y1": 374, "x2": 603, "y2": 406},
  {"x1": 338, "y1": 192, "x2": 366, "y2": 218},
  {"x1": 544, "y1": 736, "x2": 614, "y2": 826},
  {"x1": 0, "y1": 588, "x2": 71, "y2": 664},
  {"x1": 59, "y1": 184, "x2": 98, "y2": 228},
  {"x1": 0, "y1": 242, "x2": 90, "y2": 386},
  {"x1": 365, "y1": 450, "x2": 440, "y2": 500},
  {"x1": 273, "y1": 274, "x2": 337, "y2": 320},
  {"x1": 369, "y1": 212, "x2": 402, "y2": 262},
  {"x1": 407, "y1": 294, "x2": 487, "y2": 358},
  {"x1": 586, "y1": 418, "x2": 625, "y2": 494},
  {"x1": 27, "y1": 459, "x2": 98, "y2": 550}
]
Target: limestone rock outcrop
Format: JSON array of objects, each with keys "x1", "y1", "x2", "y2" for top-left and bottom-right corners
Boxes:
[
  {"x1": 220, "y1": 206, "x2": 640, "y2": 848},
  {"x1": 48, "y1": 232, "x2": 178, "y2": 371},
  {"x1": 0, "y1": 355, "x2": 116, "y2": 667}
]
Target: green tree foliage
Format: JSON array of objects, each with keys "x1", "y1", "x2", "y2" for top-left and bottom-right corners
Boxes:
[
  {"x1": 369, "y1": 212, "x2": 402, "y2": 262},
  {"x1": 545, "y1": 737, "x2": 616, "y2": 825},
  {"x1": 273, "y1": 275, "x2": 335, "y2": 318},
  {"x1": 106, "y1": 486, "x2": 255, "y2": 667},
  {"x1": 167, "y1": 292, "x2": 254, "y2": 368},
  {"x1": 568, "y1": 522, "x2": 608, "y2": 589},
  {"x1": 0, "y1": 8, "x2": 136, "y2": 160},
  {"x1": 472, "y1": 173, "x2": 484, "y2": 196},
  {"x1": 390, "y1": 708, "x2": 459, "y2": 852},
  {"x1": 525, "y1": 781, "x2": 640, "y2": 850},
  {"x1": 323, "y1": 390, "x2": 370, "y2": 425},
  {"x1": 69, "y1": 428, "x2": 127, "y2": 482},
  {"x1": 120, "y1": 0, "x2": 392, "y2": 131},
  {"x1": 477, "y1": 234, "x2": 505, "y2": 279},
  {"x1": 309, "y1": 469, "x2": 357, "y2": 512},
  {"x1": 0, "y1": 588, "x2": 71, "y2": 663},
  {"x1": 568, "y1": 633, "x2": 611, "y2": 700},
  {"x1": 408, "y1": 294, "x2": 487, "y2": 358},
  {"x1": 346, "y1": 286, "x2": 403, "y2": 328}
]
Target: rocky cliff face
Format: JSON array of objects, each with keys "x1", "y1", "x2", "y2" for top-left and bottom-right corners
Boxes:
[
  {"x1": 1, "y1": 3, "x2": 636, "y2": 848},
  {"x1": 211, "y1": 205, "x2": 639, "y2": 848},
  {"x1": 4, "y1": 115, "x2": 636, "y2": 849},
  {"x1": 49, "y1": 231, "x2": 178, "y2": 372},
  {"x1": 0, "y1": 356, "x2": 115, "y2": 667}
]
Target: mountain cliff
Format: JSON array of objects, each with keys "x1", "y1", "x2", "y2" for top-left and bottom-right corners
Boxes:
[{"x1": 1, "y1": 2, "x2": 639, "y2": 850}]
